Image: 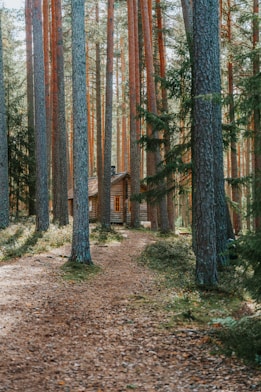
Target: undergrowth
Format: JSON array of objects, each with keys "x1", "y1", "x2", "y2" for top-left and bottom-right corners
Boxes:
[
  {"x1": 139, "y1": 235, "x2": 260, "y2": 366},
  {"x1": 90, "y1": 224, "x2": 123, "y2": 244},
  {"x1": 0, "y1": 217, "x2": 72, "y2": 261},
  {"x1": 212, "y1": 315, "x2": 261, "y2": 366},
  {"x1": 61, "y1": 261, "x2": 101, "y2": 282}
]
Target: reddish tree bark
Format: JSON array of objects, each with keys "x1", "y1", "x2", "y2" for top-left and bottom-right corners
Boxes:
[
  {"x1": 253, "y1": 0, "x2": 261, "y2": 231},
  {"x1": 101, "y1": 0, "x2": 114, "y2": 230},
  {"x1": 140, "y1": 0, "x2": 169, "y2": 232},
  {"x1": 156, "y1": 0, "x2": 175, "y2": 231},
  {"x1": 227, "y1": 0, "x2": 241, "y2": 235},
  {"x1": 128, "y1": 0, "x2": 141, "y2": 227},
  {"x1": 25, "y1": 0, "x2": 36, "y2": 215}
]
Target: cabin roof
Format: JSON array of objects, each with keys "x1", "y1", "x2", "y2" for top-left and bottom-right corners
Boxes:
[{"x1": 68, "y1": 172, "x2": 129, "y2": 200}]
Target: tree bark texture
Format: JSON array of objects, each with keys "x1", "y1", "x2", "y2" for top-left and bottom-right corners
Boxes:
[
  {"x1": 211, "y1": 0, "x2": 229, "y2": 266},
  {"x1": 96, "y1": 2, "x2": 103, "y2": 222},
  {"x1": 25, "y1": 0, "x2": 36, "y2": 216},
  {"x1": 32, "y1": 0, "x2": 49, "y2": 231},
  {"x1": 102, "y1": 0, "x2": 114, "y2": 230},
  {"x1": 140, "y1": 0, "x2": 169, "y2": 233},
  {"x1": 253, "y1": 0, "x2": 261, "y2": 231},
  {"x1": 0, "y1": 14, "x2": 9, "y2": 229},
  {"x1": 51, "y1": 0, "x2": 69, "y2": 226},
  {"x1": 156, "y1": 0, "x2": 175, "y2": 231},
  {"x1": 128, "y1": 0, "x2": 140, "y2": 228},
  {"x1": 192, "y1": 0, "x2": 218, "y2": 285},
  {"x1": 227, "y1": 0, "x2": 241, "y2": 235},
  {"x1": 70, "y1": 0, "x2": 92, "y2": 264}
]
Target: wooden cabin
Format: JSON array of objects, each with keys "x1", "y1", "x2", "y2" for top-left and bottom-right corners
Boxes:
[{"x1": 68, "y1": 171, "x2": 148, "y2": 224}]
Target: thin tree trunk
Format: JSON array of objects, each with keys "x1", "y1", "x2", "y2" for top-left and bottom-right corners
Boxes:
[
  {"x1": 128, "y1": 0, "x2": 140, "y2": 228},
  {"x1": 86, "y1": 42, "x2": 94, "y2": 176},
  {"x1": 51, "y1": 0, "x2": 59, "y2": 220},
  {"x1": 227, "y1": 0, "x2": 241, "y2": 235},
  {"x1": 43, "y1": 0, "x2": 51, "y2": 175},
  {"x1": 120, "y1": 36, "x2": 127, "y2": 172},
  {"x1": 253, "y1": 0, "x2": 261, "y2": 231},
  {"x1": 101, "y1": 0, "x2": 114, "y2": 230},
  {"x1": 212, "y1": 0, "x2": 229, "y2": 266},
  {"x1": 96, "y1": 2, "x2": 103, "y2": 222},
  {"x1": 181, "y1": 0, "x2": 193, "y2": 56},
  {"x1": 140, "y1": 0, "x2": 169, "y2": 233},
  {"x1": 53, "y1": 0, "x2": 69, "y2": 226},
  {"x1": 0, "y1": 13, "x2": 9, "y2": 229},
  {"x1": 25, "y1": 0, "x2": 36, "y2": 216},
  {"x1": 156, "y1": 0, "x2": 175, "y2": 231},
  {"x1": 32, "y1": 0, "x2": 49, "y2": 231}
]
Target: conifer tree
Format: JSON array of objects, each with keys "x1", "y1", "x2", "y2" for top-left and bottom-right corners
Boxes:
[
  {"x1": 0, "y1": 13, "x2": 9, "y2": 229},
  {"x1": 70, "y1": 0, "x2": 92, "y2": 264}
]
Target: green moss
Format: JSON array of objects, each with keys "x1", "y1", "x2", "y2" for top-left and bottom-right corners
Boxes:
[{"x1": 61, "y1": 261, "x2": 101, "y2": 282}]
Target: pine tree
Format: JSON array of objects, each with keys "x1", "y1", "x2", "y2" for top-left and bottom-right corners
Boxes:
[
  {"x1": 0, "y1": 12, "x2": 9, "y2": 229},
  {"x1": 32, "y1": 0, "x2": 49, "y2": 231},
  {"x1": 70, "y1": 0, "x2": 92, "y2": 264}
]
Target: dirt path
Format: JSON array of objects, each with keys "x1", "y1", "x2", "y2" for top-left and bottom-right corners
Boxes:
[{"x1": 0, "y1": 230, "x2": 260, "y2": 392}]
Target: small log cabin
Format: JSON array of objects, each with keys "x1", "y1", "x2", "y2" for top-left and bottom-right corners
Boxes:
[{"x1": 68, "y1": 171, "x2": 148, "y2": 224}]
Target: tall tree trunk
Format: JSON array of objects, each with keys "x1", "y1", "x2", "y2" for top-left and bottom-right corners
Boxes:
[
  {"x1": 0, "y1": 13, "x2": 9, "y2": 229},
  {"x1": 128, "y1": 0, "x2": 140, "y2": 228},
  {"x1": 32, "y1": 0, "x2": 49, "y2": 231},
  {"x1": 25, "y1": 0, "x2": 36, "y2": 216},
  {"x1": 156, "y1": 0, "x2": 175, "y2": 231},
  {"x1": 192, "y1": 0, "x2": 218, "y2": 285},
  {"x1": 140, "y1": 0, "x2": 169, "y2": 233},
  {"x1": 51, "y1": 0, "x2": 59, "y2": 220},
  {"x1": 96, "y1": 2, "x2": 103, "y2": 222},
  {"x1": 181, "y1": 0, "x2": 193, "y2": 56},
  {"x1": 212, "y1": 0, "x2": 228, "y2": 266},
  {"x1": 120, "y1": 36, "x2": 127, "y2": 172},
  {"x1": 70, "y1": 0, "x2": 92, "y2": 264},
  {"x1": 101, "y1": 0, "x2": 114, "y2": 230},
  {"x1": 43, "y1": 0, "x2": 51, "y2": 177},
  {"x1": 86, "y1": 41, "x2": 94, "y2": 176},
  {"x1": 253, "y1": 0, "x2": 261, "y2": 231},
  {"x1": 52, "y1": 0, "x2": 69, "y2": 226},
  {"x1": 227, "y1": 0, "x2": 241, "y2": 235}
]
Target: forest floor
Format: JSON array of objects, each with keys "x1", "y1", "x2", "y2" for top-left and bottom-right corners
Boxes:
[{"x1": 0, "y1": 228, "x2": 260, "y2": 392}]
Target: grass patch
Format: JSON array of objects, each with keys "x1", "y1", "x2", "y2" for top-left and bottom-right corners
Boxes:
[
  {"x1": 0, "y1": 218, "x2": 72, "y2": 261},
  {"x1": 61, "y1": 260, "x2": 101, "y2": 282},
  {"x1": 138, "y1": 234, "x2": 260, "y2": 365},
  {"x1": 90, "y1": 225, "x2": 123, "y2": 244}
]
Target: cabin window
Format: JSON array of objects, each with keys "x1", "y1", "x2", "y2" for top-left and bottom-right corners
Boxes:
[
  {"x1": 115, "y1": 196, "x2": 120, "y2": 212},
  {"x1": 89, "y1": 199, "x2": 92, "y2": 212}
]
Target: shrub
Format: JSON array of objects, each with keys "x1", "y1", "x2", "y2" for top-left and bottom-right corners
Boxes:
[
  {"x1": 237, "y1": 233, "x2": 261, "y2": 303},
  {"x1": 215, "y1": 316, "x2": 261, "y2": 365}
]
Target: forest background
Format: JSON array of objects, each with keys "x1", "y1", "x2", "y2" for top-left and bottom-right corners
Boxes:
[
  {"x1": 0, "y1": 1, "x2": 260, "y2": 289},
  {"x1": 0, "y1": 0, "x2": 260, "y2": 372}
]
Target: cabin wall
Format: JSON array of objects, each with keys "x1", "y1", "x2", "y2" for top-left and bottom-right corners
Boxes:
[
  {"x1": 68, "y1": 176, "x2": 148, "y2": 224},
  {"x1": 110, "y1": 182, "x2": 124, "y2": 223},
  {"x1": 68, "y1": 197, "x2": 98, "y2": 221},
  {"x1": 89, "y1": 197, "x2": 98, "y2": 221}
]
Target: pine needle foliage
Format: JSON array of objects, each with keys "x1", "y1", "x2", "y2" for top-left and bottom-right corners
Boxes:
[{"x1": 237, "y1": 233, "x2": 261, "y2": 303}]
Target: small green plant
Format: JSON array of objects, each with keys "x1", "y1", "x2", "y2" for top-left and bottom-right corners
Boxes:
[
  {"x1": 126, "y1": 385, "x2": 137, "y2": 390},
  {"x1": 91, "y1": 225, "x2": 123, "y2": 244},
  {"x1": 237, "y1": 233, "x2": 261, "y2": 303},
  {"x1": 61, "y1": 261, "x2": 101, "y2": 282},
  {"x1": 213, "y1": 316, "x2": 261, "y2": 366}
]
